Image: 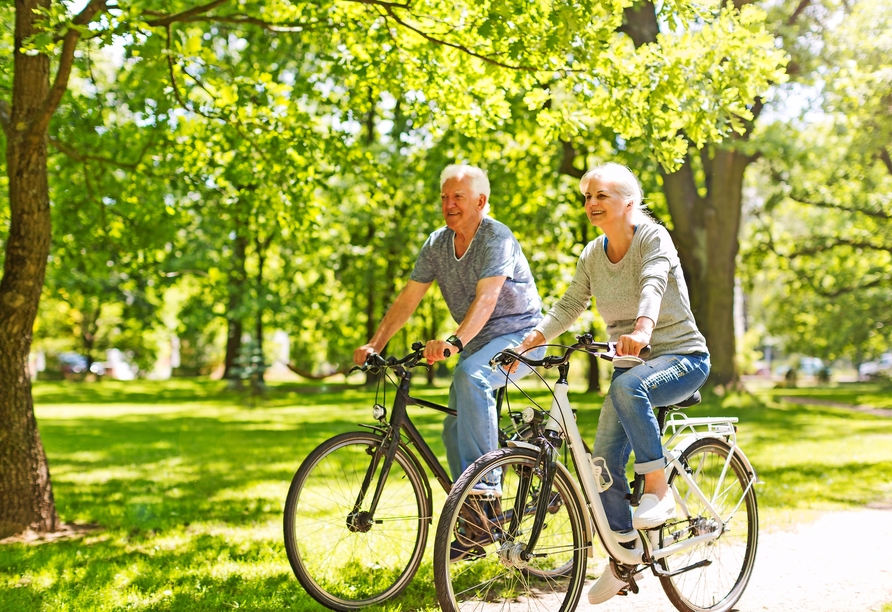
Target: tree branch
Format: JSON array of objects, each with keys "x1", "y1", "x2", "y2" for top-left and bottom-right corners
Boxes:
[
  {"x1": 558, "y1": 140, "x2": 585, "y2": 178},
  {"x1": 878, "y1": 147, "x2": 892, "y2": 176},
  {"x1": 787, "y1": 237, "x2": 892, "y2": 258},
  {"x1": 29, "y1": 0, "x2": 108, "y2": 143},
  {"x1": 785, "y1": 0, "x2": 812, "y2": 26},
  {"x1": 159, "y1": 14, "x2": 338, "y2": 33},
  {"x1": 0, "y1": 98, "x2": 10, "y2": 135},
  {"x1": 144, "y1": 0, "x2": 230, "y2": 27},
  {"x1": 788, "y1": 194, "x2": 892, "y2": 221},
  {"x1": 380, "y1": 5, "x2": 542, "y2": 72},
  {"x1": 48, "y1": 135, "x2": 156, "y2": 173},
  {"x1": 816, "y1": 275, "x2": 890, "y2": 299},
  {"x1": 284, "y1": 361, "x2": 349, "y2": 379}
]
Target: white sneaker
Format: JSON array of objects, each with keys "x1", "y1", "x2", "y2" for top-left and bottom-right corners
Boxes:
[
  {"x1": 588, "y1": 563, "x2": 627, "y2": 604},
  {"x1": 632, "y1": 493, "x2": 676, "y2": 529}
]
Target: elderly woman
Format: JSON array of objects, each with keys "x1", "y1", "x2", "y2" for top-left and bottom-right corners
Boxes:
[{"x1": 512, "y1": 162, "x2": 710, "y2": 604}]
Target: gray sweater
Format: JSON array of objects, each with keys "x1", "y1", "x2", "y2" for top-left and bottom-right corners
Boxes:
[{"x1": 534, "y1": 223, "x2": 707, "y2": 358}]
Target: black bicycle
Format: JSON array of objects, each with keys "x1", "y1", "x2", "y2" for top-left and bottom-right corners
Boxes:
[{"x1": 283, "y1": 341, "x2": 532, "y2": 610}]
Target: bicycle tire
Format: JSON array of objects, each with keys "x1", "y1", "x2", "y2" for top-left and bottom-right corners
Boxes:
[
  {"x1": 283, "y1": 431, "x2": 429, "y2": 611},
  {"x1": 434, "y1": 447, "x2": 587, "y2": 612},
  {"x1": 659, "y1": 437, "x2": 759, "y2": 612}
]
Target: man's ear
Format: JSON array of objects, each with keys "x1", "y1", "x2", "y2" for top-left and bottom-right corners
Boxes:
[{"x1": 478, "y1": 194, "x2": 488, "y2": 210}]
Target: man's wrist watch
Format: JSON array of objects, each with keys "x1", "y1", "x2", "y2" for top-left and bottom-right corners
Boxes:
[{"x1": 445, "y1": 334, "x2": 463, "y2": 353}]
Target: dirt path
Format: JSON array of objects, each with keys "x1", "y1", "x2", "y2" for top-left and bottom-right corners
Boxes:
[{"x1": 585, "y1": 507, "x2": 892, "y2": 612}]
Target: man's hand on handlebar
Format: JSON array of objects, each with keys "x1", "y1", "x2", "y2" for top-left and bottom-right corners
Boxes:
[
  {"x1": 353, "y1": 344, "x2": 380, "y2": 366},
  {"x1": 424, "y1": 339, "x2": 457, "y2": 364}
]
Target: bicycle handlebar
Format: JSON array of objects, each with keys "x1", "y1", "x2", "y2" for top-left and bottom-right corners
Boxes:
[
  {"x1": 490, "y1": 334, "x2": 651, "y2": 370},
  {"x1": 351, "y1": 341, "x2": 446, "y2": 374}
]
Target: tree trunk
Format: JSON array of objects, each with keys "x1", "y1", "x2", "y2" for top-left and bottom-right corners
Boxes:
[
  {"x1": 223, "y1": 224, "x2": 248, "y2": 379},
  {"x1": 624, "y1": 0, "x2": 754, "y2": 388},
  {"x1": 363, "y1": 222, "x2": 379, "y2": 387},
  {"x1": 0, "y1": 0, "x2": 59, "y2": 538}
]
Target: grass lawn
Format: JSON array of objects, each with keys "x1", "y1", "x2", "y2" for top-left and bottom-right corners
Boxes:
[{"x1": 1, "y1": 377, "x2": 891, "y2": 611}]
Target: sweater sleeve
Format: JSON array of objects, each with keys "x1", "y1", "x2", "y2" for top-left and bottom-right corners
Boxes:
[
  {"x1": 637, "y1": 227, "x2": 672, "y2": 323},
  {"x1": 534, "y1": 242, "x2": 596, "y2": 341}
]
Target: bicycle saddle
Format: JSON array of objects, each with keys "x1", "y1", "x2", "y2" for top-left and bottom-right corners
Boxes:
[{"x1": 674, "y1": 391, "x2": 701, "y2": 408}]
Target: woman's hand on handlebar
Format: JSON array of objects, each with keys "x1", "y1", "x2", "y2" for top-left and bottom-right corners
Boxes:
[
  {"x1": 616, "y1": 317, "x2": 654, "y2": 357},
  {"x1": 502, "y1": 330, "x2": 545, "y2": 374}
]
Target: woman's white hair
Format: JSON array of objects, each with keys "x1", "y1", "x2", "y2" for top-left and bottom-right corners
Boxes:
[
  {"x1": 440, "y1": 164, "x2": 491, "y2": 215},
  {"x1": 579, "y1": 162, "x2": 654, "y2": 225}
]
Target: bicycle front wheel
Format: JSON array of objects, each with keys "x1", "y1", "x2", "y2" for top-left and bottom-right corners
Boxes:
[
  {"x1": 659, "y1": 437, "x2": 759, "y2": 612},
  {"x1": 283, "y1": 431, "x2": 429, "y2": 611},
  {"x1": 434, "y1": 447, "x2": 587, "y2": 612}
]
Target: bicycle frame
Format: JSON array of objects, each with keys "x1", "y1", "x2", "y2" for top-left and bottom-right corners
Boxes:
[
  {"x1": 508, "y1": 371, "x2": 757, "y2": 568},
  {"x1": 354, "y1": 365, "x2": 510, "y2": 525}
]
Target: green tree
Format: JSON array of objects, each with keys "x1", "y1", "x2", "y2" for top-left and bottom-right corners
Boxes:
[
  {"x1": 1, "y1": 0, "x2": 784, "y2": 536},
  {"x1": 742, "y1": 1, "x2": 892, "y2": 364}
]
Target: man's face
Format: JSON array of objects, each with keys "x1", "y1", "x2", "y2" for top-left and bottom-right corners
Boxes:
[{"x1": 440, "y1": 175, "x2": 485, "y2": 234}]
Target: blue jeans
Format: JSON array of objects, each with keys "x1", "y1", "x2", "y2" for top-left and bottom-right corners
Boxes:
[
  {"x1": 442, "y1": 331, "x2": 546, "y2": 483},
  {"x1": 592, "y1": 352, "x2": 710, "y2": 532}
]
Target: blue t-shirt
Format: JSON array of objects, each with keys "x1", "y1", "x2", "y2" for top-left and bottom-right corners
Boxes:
[{"x1": 409, "y1": 217, "x2": 543, "y2": 357}]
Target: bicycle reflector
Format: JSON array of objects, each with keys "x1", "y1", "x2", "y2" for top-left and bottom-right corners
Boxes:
[{"x1": 372, "y1": 403, "x2": 387, "y2": 421}]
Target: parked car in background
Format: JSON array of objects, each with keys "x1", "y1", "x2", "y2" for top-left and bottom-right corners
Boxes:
[
  {"x1": 57, "y1": 352, "x2": 88, "y2": 377},
  {"x1": 53, "y1": 352, "x2": 106, "y2": 379},
  {"x1": 859, "y1": 353, "x2": 892, "y2": 380}
]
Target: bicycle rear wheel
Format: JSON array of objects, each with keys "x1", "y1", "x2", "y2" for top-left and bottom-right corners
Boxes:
[
  {"x1": 659, "y1": 437, "x2": 759, "y2": 612},
  {"x1": 434, "y1": 447, "x2": 587, "y2": 612},
  {"x1": 284, "y1": 431, "x2": 429, "y2": 611}
]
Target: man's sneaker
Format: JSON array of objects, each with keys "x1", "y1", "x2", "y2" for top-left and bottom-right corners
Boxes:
[
  {"x1": 449, "y1": 540, "x2": 486, "y2": 562},
  {"x1": 467, "y1": 481, "x2": 502, "y2": 497},
  {"x1": 588, "y1": 562, "x2": 642, "y2": 604},
  {"x1": 632, "y1": 493, "x2": 676, "y2": 529}
]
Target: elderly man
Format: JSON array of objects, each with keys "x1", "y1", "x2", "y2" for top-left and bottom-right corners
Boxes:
[{"x1": 353, "y1": 163, "x2": 544, "y2": 494}]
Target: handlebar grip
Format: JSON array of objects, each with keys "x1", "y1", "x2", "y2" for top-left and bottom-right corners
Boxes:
[
  {"x1": 444, "y1": 348, "x2": 450, "y2": 358},
  {"x1": 639, "y1": 345, "x2": 651, "y2": 359}
]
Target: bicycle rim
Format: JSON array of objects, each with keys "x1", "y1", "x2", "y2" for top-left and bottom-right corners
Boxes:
[
  {"x1": 434, "y1": 447, "x2": 587, "y2": 612},
  {"x1": 284, "y1": 431, "x2": 429, "y2": 611},
  {"x1": 660, "y1": 437, "x2": 759, "y2": 612}
]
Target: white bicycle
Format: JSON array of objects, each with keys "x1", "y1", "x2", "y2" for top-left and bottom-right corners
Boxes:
[{"x1": 433, "y1": 334, "x2": 759, "y2": 612}]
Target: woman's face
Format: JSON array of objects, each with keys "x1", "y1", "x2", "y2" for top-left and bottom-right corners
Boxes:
[{"x1": 582, "y1": 177, "x2": 631, "y2": 230}]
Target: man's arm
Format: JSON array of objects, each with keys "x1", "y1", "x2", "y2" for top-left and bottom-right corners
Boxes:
[
  {"x1": 354, "y1": 280, "x2": 432, "y2": 365},
  {"x1": 424, "y1": 275, "x2": 507, "y2": 362}
]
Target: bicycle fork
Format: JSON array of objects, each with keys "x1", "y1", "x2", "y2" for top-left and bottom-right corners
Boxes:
[
  {"x1": 499, "y1": 445, "x2": 561, "y2": 568},
  {"x1": 347, "y1": 378, "x2": 414, "y2": 532}
]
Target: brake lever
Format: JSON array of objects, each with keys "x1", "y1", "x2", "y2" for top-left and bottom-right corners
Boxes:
[{"x1": 489, "y1": 349, "x2": 518, "y2": 371}]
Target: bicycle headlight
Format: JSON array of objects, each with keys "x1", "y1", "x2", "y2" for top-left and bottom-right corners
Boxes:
[
  {"x1": 372, "y1": 404, "x2": 387, "y2": 421},
  {"x1": 522, "y1": 407, "x2": 536, "y2": 424}
]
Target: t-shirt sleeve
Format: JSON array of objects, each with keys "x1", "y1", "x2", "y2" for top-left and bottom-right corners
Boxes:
[
  {"x1": 409, "y1": 235, "x2": 436, "y2": 283},
  {"x1": 637, "y1": 227, "x2": 672, "y2": 323},
  {"x1": 479, "y1": 227, "x2": 516, "y2": 279}
]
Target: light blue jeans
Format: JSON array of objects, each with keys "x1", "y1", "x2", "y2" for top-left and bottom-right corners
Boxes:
[
  {"x1": 443, "y1": 330, "x2": 546, "y2": 484},
  {"x1": 593, "y1": 352, "x2": 710, "y2": 532}
]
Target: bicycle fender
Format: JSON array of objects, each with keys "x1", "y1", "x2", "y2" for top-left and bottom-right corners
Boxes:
[
  {"x1": 506, "y1": 440, "x2": 540, "y2": 452},
  {"x1": 670, "y1": 434, "x2": 759, "y2": 484}
]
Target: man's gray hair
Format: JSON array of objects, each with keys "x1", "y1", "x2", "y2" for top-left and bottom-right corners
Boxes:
[
  {"x1": 440, "y1": 164, "x2": 491, "y2": 214},
  {"x1": 579, "y1": 162, "x2": 653, "y2": 225}
]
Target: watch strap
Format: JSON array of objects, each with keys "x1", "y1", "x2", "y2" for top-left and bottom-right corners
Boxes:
[{"x1": 446, "y1": 334, "x2": 463, "y2": 353}]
